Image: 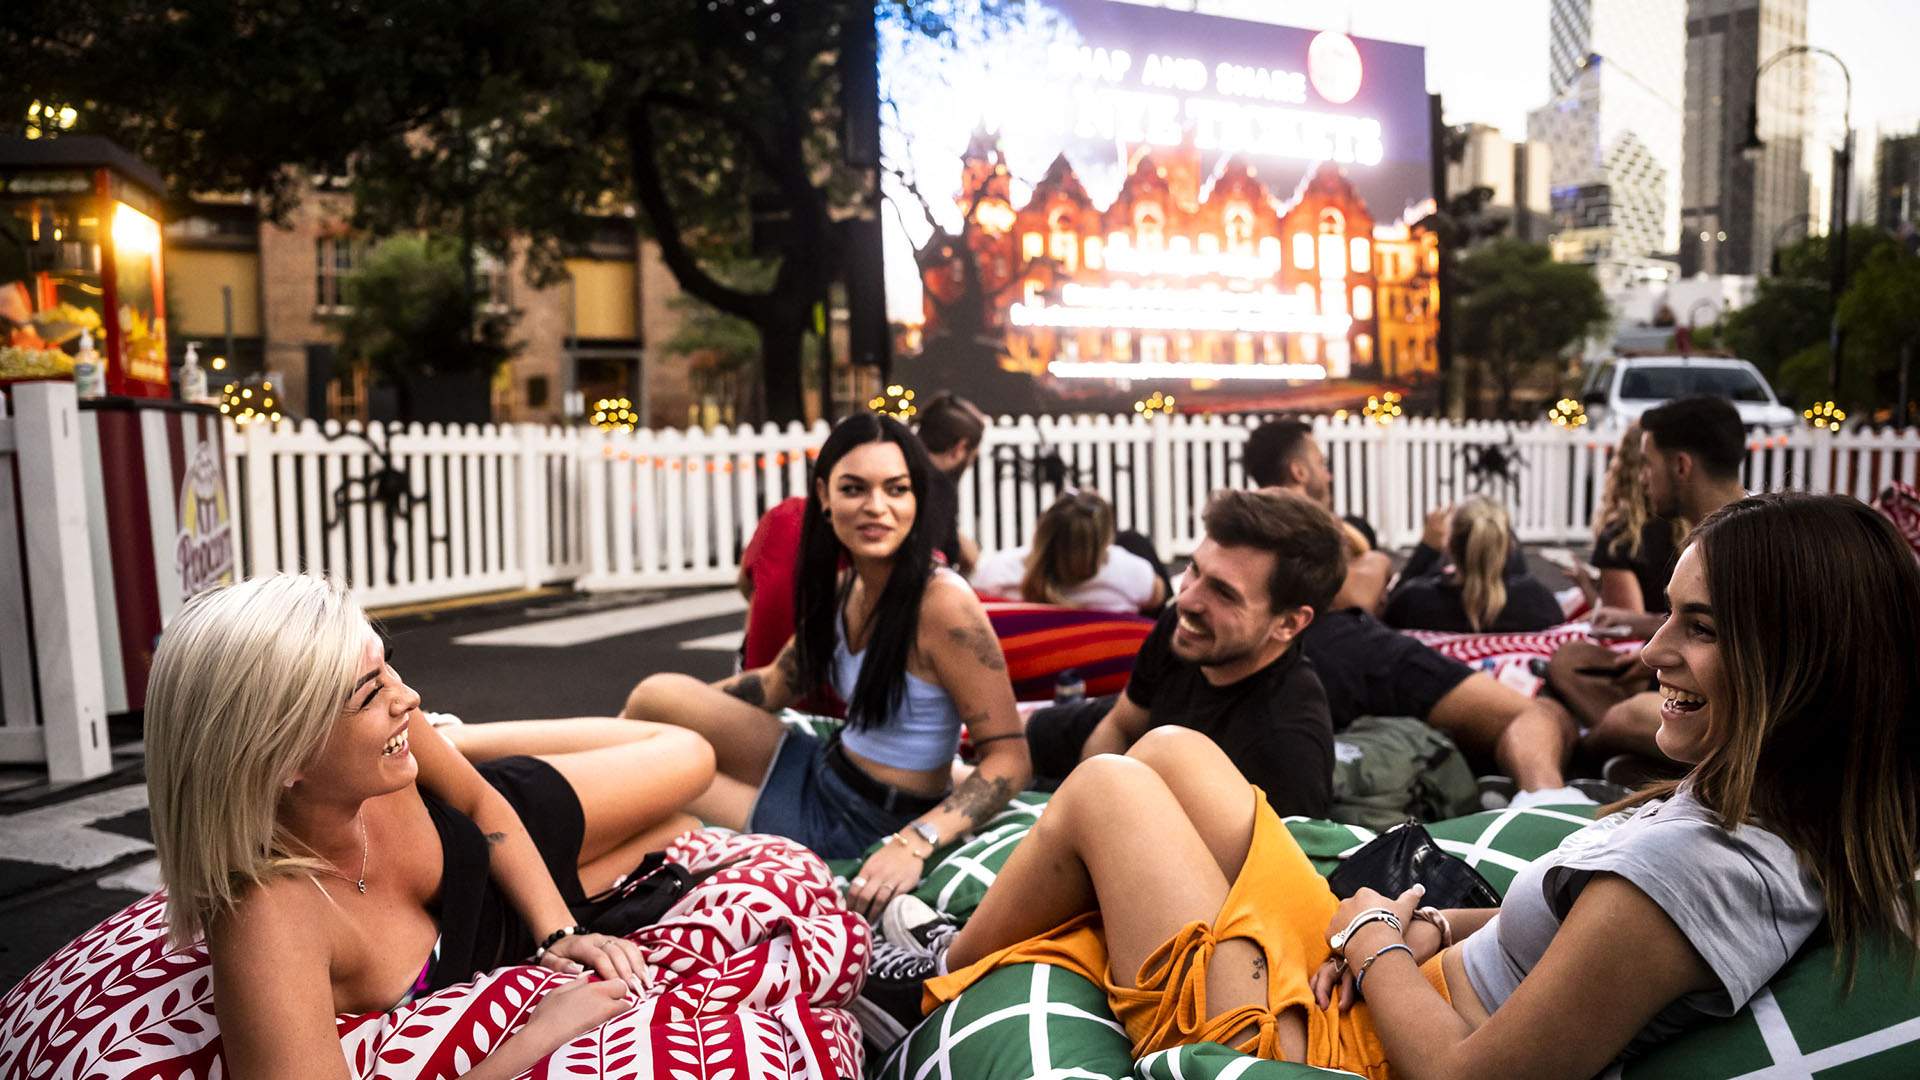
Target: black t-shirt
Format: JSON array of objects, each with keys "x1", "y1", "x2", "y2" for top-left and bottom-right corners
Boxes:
[
  {"x1": 1122, "y1": 609, "x2": 1333, "y2": 817},
  {"x1": 1298, "y1": 609, "x2": 1475, "y2": 732},
  {"x1": 1590, "y1": 519, "x2": 1680, "y2": 614},
  {"x1": 1382, "y1": 574, "x2": 1566, "y2": 634}
]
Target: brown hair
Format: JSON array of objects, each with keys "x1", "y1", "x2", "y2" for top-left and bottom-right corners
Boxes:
[
  {"x1": 1449, "y1": 497, "x2": 1510, "y2": 631},
  {"x1": 1618, "y1": 492, "x2": 1920, "y2": 987},
  {"x1": 1201, "y1": 488, "x2": 1346, "y2": 615},
  {"x1": 915, "y1": 392, "x2": 987, "y2": 455},
  {"x1": 1021, "y1": 491, "x2": 1115, "y2": 605},
  {"x1": 1594, "y1": 424, "x2": 1685, "y2": 560}
]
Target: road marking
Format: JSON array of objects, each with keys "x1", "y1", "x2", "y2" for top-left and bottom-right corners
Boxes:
[
  {"x1": 679, "y1": 629, "x2": 745, "y2": 653},
  {"x1": 0, "y1": 785, "x2": 152, "y2": 871},
  {"x1": 99, "y1": 858, "x2": 162, "y2": 894},
  {"x1": 453, "y1": 590, "x2": 746, "y2": 648}
]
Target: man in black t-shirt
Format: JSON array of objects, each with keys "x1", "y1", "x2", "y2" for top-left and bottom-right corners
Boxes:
[{"x1": 1026, "y1": 488, "x2": 1349, "y2": 817}]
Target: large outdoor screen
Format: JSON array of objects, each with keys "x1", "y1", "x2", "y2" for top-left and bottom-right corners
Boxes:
[{"x1": 880, "y1": 0, "x2": 1436, "y2": 414}]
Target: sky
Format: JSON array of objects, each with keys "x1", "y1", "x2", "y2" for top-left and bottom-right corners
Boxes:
[{"x1": 1164, "y1": 0, "x2": 1918, "y2": 143}]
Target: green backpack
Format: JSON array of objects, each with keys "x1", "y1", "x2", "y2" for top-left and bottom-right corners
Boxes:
[{"x1": 1328, "y1": 715, "x2": 1480, "y2": 829}]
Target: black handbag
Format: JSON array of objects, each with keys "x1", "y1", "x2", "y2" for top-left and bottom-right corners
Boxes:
[
  {"x1": 570, "y1": 852, "x2": 747, "y2": 935},
  {"x1": 1325, "y1": 820, "x2": 1501, "y2": 910}
]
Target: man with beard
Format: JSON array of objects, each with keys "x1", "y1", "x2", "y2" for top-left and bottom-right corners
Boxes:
[
  {"x1": 1247, "y1": 419, "x2": 1579, "y2": 800},
  {"x1": 1024, "y1": 488, "x2": 1348, "y2": 818}
]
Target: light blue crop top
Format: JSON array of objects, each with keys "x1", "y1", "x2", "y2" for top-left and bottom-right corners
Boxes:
[{"x1": 834, "y1": 575, "x2": 966, "y2": 772}]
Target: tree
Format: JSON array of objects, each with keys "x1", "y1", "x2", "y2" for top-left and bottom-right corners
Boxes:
[
  {"x1": 1716, "y1": 225, "x2": 1892, "y2": 386},
  {"x1": 1453, "y1": 239, "x2": 1609, "y2": 418},
  {"x1": 336, "y1": 235, "x2": 519, "y2": 423},
  {"x1": 7, "y1": 0, "x2": 1004, "y2": 424}
]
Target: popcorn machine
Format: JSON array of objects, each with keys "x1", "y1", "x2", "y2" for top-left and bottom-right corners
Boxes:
[{"x1": 1, "y1": 135, "x2": 170, "y2": 397}]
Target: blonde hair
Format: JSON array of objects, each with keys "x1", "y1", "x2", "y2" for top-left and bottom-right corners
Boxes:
[
  {"x1": 1594, "y1": 424, "x2": 1685, "y2": 559},
  {"x1": 1449, "y1": 497, "x2": 1511, "y2": 632},
  {"x1": 1021, "y1": 491, "x2": 1115, "y2": 605},
  {"x1": 145, "y1": 574, "x2": 371, "y2": 945}
]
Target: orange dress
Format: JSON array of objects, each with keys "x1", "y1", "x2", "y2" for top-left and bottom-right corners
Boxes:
[{"x1": 923, "y1": 788, "x2": 1451, "y2": 1080}]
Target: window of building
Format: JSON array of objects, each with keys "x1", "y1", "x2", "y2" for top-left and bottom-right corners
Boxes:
[
  {"x1": 1259, "y1": 235, "x2": 1282, "y2": 269},
  {"x1": 1084, "y1": 236, "x2": 1104, "y2": 270},
  {"x1": 476, "y1": 251, "x2": 512, "y2": 314},
  {"x1": 1349, "y1": 236, "x2": 1371, "y2": 274},
  {"x1": 1022, "y1": 232, "x2": 1044, "y2": 261},
  {"x1": 1225, "y1": 205, "x2": 1254, "y2": 253},
  {"x1": 1292, "y1": 231, "x2": 1315, "y2": 270},
  {"x1": 1354, "y1": 333, "x2": 1373, "y2": 365},
  {"x1": 1135, "y1": 204, "x2": 1164, "y2": 252},
  {"x1": 1142, "y1": 335, "x2": 1168, "y2": 364},
  {"x1": 1048, "y1": 209, "x2": 1078, "y2": 271},
  {"x1": 1352, "y1": 285, "x2": 1373, "y2": 320},
  {"x1": 315, "y1": 235, "x2": 360, "y2": 313},
  {"x1": 1234, "y1": 333, "x2": 1255, "y2": 364}
]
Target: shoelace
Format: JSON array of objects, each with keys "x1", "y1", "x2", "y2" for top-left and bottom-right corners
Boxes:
[{"x1": 868, "y1": 939, "x2": 940, "y2": 981}]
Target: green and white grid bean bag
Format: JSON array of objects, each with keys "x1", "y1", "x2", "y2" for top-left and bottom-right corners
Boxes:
[{"x1": 852, "y1": 796, "x2": 1920, "y2": 1080}]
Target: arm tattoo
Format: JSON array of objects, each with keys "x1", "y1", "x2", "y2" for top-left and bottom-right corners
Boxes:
[
  {"x1": 938, "y1": 771, "x2": 1015, "y2": 830},
  {"x1": 945, "y1": 619, "x2": 1007, "y2": 672},
  {"x1": 775, "y1": 643, "x2": 802, "y2": 691},
  {"x1": 722, "y1": 672, "x2": 767, "y2": 708},
  {"x1": 484, "y1": 832, "x2": 507, "y2": 846}
]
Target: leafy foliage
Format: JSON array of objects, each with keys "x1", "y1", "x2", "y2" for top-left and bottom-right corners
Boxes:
[
  {"x1": 5, "y1": 0, "x2": 1013, "y2": 422},
  {"x1": 1453, "y1": 239, "x2": 1610, "y2": 418},
  {"x1": 335, "y1": 235, "x2": 519, "y2": 422}
]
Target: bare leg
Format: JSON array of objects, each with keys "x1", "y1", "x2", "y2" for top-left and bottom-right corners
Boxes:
[
  {"x1": 1429, "y1": 674, "x2": 1572, "y2": 791},
  {"x1": 946, "y1": 753, "x2": 1306, "y2": 1062},
  {"x1": 1122, "y1": 727, "x2": 1257, "y2": 880},
  {"x1": 578, "y1": 812, "x2": 703, "y2": 894},
  {"x1": 1580, "y1": 691, "x2": 1673, "y2": 763},
  {"x1": 623, "y1": 673, "x2": 790, "y2": 829},
  {"x1": 528, "y1": 725, "x2": 716, "y2": 890},
  {"x1": 446, "y1": 716, "x2": 693, "y2": 763}
]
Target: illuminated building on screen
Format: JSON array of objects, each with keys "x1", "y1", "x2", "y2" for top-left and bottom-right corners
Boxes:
[{"x1": 917, "y1": 131, "x2": 1438, "y2": 390}]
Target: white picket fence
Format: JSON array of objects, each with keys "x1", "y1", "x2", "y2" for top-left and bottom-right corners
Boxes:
[{"x1": 217, "y1": 412, "x2": 1920, "y2": 609}]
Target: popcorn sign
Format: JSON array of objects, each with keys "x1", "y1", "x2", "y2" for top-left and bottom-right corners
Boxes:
[{"x1": 175, "y1": 440, "x2": 235, "y2": 598}]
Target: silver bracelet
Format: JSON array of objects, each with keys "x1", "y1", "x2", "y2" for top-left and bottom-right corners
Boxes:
[
  {"x1": 1354, "y1": 942, "x2": 1415, "y2": 1000},
  {"x1": 1329, "y1": 907, "x2": 1404, "y2": 951}
]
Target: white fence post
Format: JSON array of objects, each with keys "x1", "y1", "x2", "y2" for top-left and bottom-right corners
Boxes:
[
  {"x1": 242, "y1": 418, "x2": 275, "y2": 577},
  {"x1": 11, "y1": 383, "x2": 111, "y2": 780},
  {"x1": 1149, "y1": 414, "x2": 1175, "y2": 560},
  {"x1": 518, "y1": 425, "x2": 546, "y2": 590}
]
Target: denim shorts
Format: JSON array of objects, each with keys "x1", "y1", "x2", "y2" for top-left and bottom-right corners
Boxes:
[{"x1": 746, "y1": 727, "x2": 943, "y2": 860}]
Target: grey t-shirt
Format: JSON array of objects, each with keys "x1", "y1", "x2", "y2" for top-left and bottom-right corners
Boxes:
[{"x1": 1459, "y1": 787, "x2": 1824, "y2": 1058}]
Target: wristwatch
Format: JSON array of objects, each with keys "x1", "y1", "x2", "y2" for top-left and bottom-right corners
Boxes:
[{"x1": 1328, "y1": 908, "x2": 1403, "y2": 951}]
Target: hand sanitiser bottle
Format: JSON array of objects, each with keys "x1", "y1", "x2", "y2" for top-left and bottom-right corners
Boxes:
[
  {"x1": 180, "y1": 342, "x2": 208, "y2": 404},
  {"x1": 72, "y1": 329, "x2": 105, "y2": 399}
]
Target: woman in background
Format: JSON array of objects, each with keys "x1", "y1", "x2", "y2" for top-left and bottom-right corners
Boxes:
[
  {"x1": 970, "y1": 491, "x2": 1164, "y2": 614},
  {"x1": 1590, "y1": 424, "x2": 1687, "y2": 614},
  {"x1": 1384, "y1": 497, "x2": 1563, "y2": 633}
]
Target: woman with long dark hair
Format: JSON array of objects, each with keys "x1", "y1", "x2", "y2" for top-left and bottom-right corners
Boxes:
[
  {"x1": 871, "y1": 492, "x2": 1919, "y2": 1078},
  {"x1": 624, "y1": 413, "x2": 1030, "y2": 918}
]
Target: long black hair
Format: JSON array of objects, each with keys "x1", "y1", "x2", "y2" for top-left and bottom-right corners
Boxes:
[{"x1": 793, "y1": 413, "x2": 952, "y2": 731}]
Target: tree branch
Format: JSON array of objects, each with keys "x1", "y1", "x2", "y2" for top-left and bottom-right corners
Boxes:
[{"x1": 626, "y1": 101, "x2": 763, "y2": 321}]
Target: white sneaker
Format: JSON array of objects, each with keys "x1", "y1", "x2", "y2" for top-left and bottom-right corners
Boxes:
[{"x1": 1510, "y1": 785, "x2": 1597, "y2": 810}]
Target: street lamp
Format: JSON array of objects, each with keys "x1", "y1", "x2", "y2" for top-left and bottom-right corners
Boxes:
[{"x1": 1743, "y1": 45, "x2": 1852, "y2": 395}]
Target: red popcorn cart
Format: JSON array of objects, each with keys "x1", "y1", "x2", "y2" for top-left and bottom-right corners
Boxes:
[{"x1": 1, "y1": 135, "x2": 170, "y2": 397}]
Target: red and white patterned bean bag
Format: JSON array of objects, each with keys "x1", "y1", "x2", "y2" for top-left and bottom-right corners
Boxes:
[
  {"x1": 1876, "y1": 481, "x2": 1920, "y2": 560},
  {"x1": 0, "y1": 830, "x2": 865, "y2": 1080}
]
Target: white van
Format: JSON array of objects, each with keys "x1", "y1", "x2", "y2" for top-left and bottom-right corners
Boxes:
[{"x1": 1580, "y1": 357, "x2": 1799, "y2": 431}]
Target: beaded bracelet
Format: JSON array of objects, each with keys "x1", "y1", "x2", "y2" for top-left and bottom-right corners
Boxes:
[{"x1": 534, "y1": 924, "x2": 588, "y2": 961}]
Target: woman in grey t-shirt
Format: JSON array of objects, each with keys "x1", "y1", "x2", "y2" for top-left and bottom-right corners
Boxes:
[{"x1": 878, "y1": 492, "x2": 1920, "y2": 1078}]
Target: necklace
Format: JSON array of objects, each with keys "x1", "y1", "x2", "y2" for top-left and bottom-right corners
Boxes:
[{"x1": 314, "y1": 814, "x2": 370, "y2": 894}]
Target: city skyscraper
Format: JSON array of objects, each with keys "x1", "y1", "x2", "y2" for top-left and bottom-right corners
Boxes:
[
  {"x1": 1681, "y1": 0, "x2": 1813, "y2": 276},
  {"x1": 1528, "y1": 0, "x2": 1687, "y2": 262}
]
